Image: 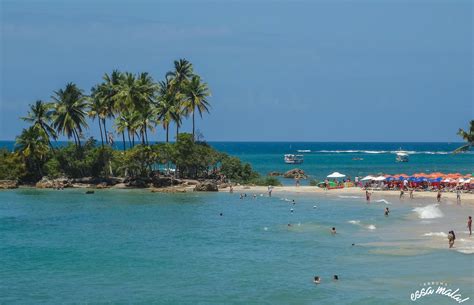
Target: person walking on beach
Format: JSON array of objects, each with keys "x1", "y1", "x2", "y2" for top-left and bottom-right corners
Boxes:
[
  {"x1": 437, "y1": 190, "x2": 442, "y2": 202},
  {"x1": 447, "y1": 230, "x2": 456, "y2": 248},
  {"x1": 229, "y1": 185, "x2": 233, "y2": 193},
  {"x1": 295, "y1": 178, "x2": 300, "y2": 187},
  {"x1": 384, "y1": 207, "x2": 390, "y2": 216},
  {"x1": 268, "y1": 186, "x2": 273, "y2": 197},
  {"x1": 409, "y1": 189, "x2": 414, "y2": 199},
  {"x1": 399, "y1": 189, "x2": 404, "y2": 199},
  {"x1": 468, "y1": 216, "x2": 472, "y2": 236},
  {"x1": 456, "y1": 189, "x2": 461, "y2": 202}
]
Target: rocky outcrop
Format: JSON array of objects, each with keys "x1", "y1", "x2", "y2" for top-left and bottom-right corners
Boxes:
[
  {"x1": 151, "y1": 177, "x2": 180, "y2": 188},
  {"x1": 283, "y1": 168, "x2": 307, "y2": 179},
  {"x1": 0, "y1": 180, "x2": 19, "y2": 189},
  {"x1": 268, "y1": 171, "x2": 282, "y2": 176},
  {"x1": 36, "y1": 177, "x2": 72, "y2": 188},
  {"x1": 194, "y1": 181, "x2": 218, "y2": 192}
]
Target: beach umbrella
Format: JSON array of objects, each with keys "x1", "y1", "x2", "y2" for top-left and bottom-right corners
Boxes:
[
  {"x1": 385, "y1": 176, "x2": 395, "y2": 182},
  {"x1": 374, "y1": 176, "x2": 386, "y2": 181},
  {"x1": 327, "y1": 172, "x2": 346, "y2": 178},
  {"x1": 408, "y1": 176, "x2": 416, "y2": 181},
  {"x1": 361, "y1": 175, "x2": 375, "y2": 181},
  {"x1": 443, "y1": 178, "x2": 452, "y2": 183},
  {"x1": 398, "y1": 176, "x2": 406, "y2": 181}
]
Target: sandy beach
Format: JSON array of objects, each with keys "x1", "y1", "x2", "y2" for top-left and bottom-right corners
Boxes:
[{"x1": 223, "y1": 185, "x2": 474, "y2": 204}]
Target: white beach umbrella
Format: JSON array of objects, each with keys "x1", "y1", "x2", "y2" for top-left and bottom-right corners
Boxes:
[
  {"x1": 458, "y1": 178, "x2": 465, "y2": 183},
  {"x1": 327, "y1": 172, "x2": 346, "y2": 178},
  {"x1": 443, "y1": 178, "x2": 451, "y2": 183},
  {"x1": 361, "y1": 175, "x2": 375, "y2": 181},
  {"x1": 374, "y1": 176, "x2": 386, "y2": 181}
]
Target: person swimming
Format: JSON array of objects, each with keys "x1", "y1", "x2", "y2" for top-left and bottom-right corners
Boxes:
[
  {"x1": 384, "y1": 207, "x2": 390, "y2": 216},
  {"x1": 333, "y1": 275, "x2": 339, "y2": 281},
  {"x1": 313, "y1": 276, "x2": 321, "y2": 284},
  {"x1": 331, "y1": 227, "x2": 336, "y2": 234},
  {"x1": 292, "y1": 199, "x2": 296, "y2": 205},
  {"x1": 290, "y1": 208, "x2": 294, "y2": 213}
]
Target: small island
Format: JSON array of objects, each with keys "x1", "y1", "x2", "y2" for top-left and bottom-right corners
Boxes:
[{"x1": 0, "y1": 59, "x2": 281, "y2": 191}]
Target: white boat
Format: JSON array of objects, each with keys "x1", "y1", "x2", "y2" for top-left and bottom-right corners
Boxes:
[
  {"x1": 297, "y1": 149, "x2": 311, "y2": 153},
  {"x1": 284, "y1": 154, "x2": 304, "y2": 164},
  {"x1": 395, "y1": 150, "x2": 409, "y2": 162}
]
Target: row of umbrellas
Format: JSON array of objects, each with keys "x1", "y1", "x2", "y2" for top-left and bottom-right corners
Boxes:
[{"x1": 326, "y1": 172, "x2": 472, "y2": 183}]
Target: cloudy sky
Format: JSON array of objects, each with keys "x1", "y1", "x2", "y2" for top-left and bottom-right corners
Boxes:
[{"x1": 1, "y1": 0, "x2": 472, "y2": 141}]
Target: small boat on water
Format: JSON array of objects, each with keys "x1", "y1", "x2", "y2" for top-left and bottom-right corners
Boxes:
[
  {"x1": 284, "y1": 154, "x2": 304, "y2": 164},
  {"x1": 395, "y1": 150, "x2": 409, "y2": 162}
]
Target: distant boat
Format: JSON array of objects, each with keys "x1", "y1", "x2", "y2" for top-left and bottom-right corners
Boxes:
[
  {"x1": 396, "y1": 149, "x2": 409, "y2": 162},
  {"x1": 352, "y1": 157, "x2": 364, "y2": 161},
  {"x1": 297, "y1": 149, "x2": 311, "y2": 153},
  {"x1": 284, "y1": 154, "x2": 304, "y2": 164}
]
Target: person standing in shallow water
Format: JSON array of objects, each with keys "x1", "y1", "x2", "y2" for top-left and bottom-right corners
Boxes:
[
  {"x1": 468, "y1": 216, "x2": 472, "y2": 236},
  {"x1": 447, "y1": 230, "x2": 456, "y2": 248},
  {"x1": 399, "y1": 189, "x2": 404, "y2": 199},
  {"x1": 366, "y1": 191, "x2": 371, "y2": 202},
  {"x1": 437, "y1": 190, "x2": 442, "y2": 202},
  {"x1": 409, "y1": 189, "x2": 414, "y2": 199},
  {"x1": 384, "y1": 207, "x2": 390, "y2": 216}
]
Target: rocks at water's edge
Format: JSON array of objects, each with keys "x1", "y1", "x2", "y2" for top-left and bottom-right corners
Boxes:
[
  {"x1": 194, "y1": 181, "x2": 218, "y2": 192},
  {"x1": 0, "y1": 180, "x2": 19, "y2": 189},
  {"x1": 283, "y1": 168, "x2": 307, "y2": 179},
  {"x1": 267, "y1": 171, "x2": 282, "y2": 176}
]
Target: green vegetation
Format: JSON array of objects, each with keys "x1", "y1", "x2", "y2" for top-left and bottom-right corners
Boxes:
[
  {"x1": 454, "y1": 120, "x2": 473, "y2": 153},
  {"x1": 6, "y1": 59, "x2": 265, "y2": 186}
]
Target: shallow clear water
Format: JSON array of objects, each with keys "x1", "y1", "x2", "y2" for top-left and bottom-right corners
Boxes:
[{"x1": 1, "y1": 189, "x2": 473, "y2": 304}]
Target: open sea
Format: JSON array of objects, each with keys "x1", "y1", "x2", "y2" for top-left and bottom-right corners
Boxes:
[{"x1": 1, "y1": 141, "x2": 473, "y2": 304}]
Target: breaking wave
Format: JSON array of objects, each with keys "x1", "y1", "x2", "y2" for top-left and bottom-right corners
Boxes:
[{"x1": 413, "y1": 204, "x2": 444, "y2": 219}]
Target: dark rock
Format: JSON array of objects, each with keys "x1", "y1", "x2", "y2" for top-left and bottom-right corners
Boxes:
[
  {"x1": 0, "y1": 180, "x2": 19, "y2": 189},
  {"x1": 268, "y1": 172, "x2": 282, "y2": 176},
  {"x1": 194, "y1": 181, "x2": 218, "y2": 192},
  {"x1": 283, "y1": 168, "x2": 307, "y2": 179}
]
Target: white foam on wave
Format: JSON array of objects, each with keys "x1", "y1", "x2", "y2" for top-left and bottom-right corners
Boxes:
[
  {"x1": 348, "y1": 220, "x2": 376, "y2": 230},
  {"x1": 375, "y1": 199, "x2": 391, "y2": 204},
  {"x1": 366, "y1": 224, "x2": 376, "y2": 230},
  {"x1": 423, "y1": 232, "x2": 448, "y2": 238},
  {"x1": 348, "y1": 220, "x2": 361, "y2": 225},
  {"x1": 338, "y1": 195, "x2": 362, "y2": 199},
  {"x1": 413, "y1": 204, "x2": 444, "y2": 219},
  {"x1": 311, "y1": 149, "x2": 459, "y2": 155}
]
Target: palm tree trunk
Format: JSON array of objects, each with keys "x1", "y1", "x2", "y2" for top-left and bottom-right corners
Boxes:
[
  {"x1": 141, "y1": 129, "x2": 145, "y2": 145},
  {"x1": 176, "y1": 124, "x2": 179, "y2": 141},
  {"x1": 166, "y1": 124, "x2": 169, "y2": 143},
  {"x1": 102, "y1": 119, "x2": 108, "y2": 145},
  {"x1": 127, "y1": 130, "x2": 132, "y2": 148},
  {"x1": 144, "y1": 126, "x2": 149, "y2": 145},
  {"x1": 192, "y1": 110, "x2": 195, "y2": 142},
  {"x1": 122, "y1": 132, "x2": 126, "y2": 151},
  {"x1": 98, "y1": 120, "x2": 104, "y2": 146}
]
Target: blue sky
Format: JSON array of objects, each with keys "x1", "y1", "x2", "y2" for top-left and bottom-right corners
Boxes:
[{"x1": 1, "y1": 0, "x2": 472, "y2": 142}]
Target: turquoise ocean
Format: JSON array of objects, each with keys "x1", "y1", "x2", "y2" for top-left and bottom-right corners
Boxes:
[{"x1": 1, "y1": 142, "x2": 473, "y2": 304}]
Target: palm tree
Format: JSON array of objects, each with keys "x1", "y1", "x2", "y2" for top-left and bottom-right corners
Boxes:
[
  {"x1": 454, "y1": 120, "x2": 474, "y2": 153},
  {"x1": 51, "y1": 83, "x2": 89, "y2": 148},
  {"x1": 114, "y1": 115, "x2": 129, "y2": 151},
  {"x1": 166, "y1": 59, "x2": 193, "y2": 90},
  {"x1": 92, "y1": 71, "x2": 122, "y2": 144},
  {"x1": 157, "y1": 80, "x2": 183, "y2": 142},
  {"x1": 184, "y1": 75, "x2": 211, "y2": 141},
  {"x1": 21, "y1": 100, "x2": 57, "y2": 148},
  {"x1": 88, "y1": 92, "x2": 107, "y2": 146},
  {"x1": 15, "y1": 127, "x2": 50, "y2": 178}
]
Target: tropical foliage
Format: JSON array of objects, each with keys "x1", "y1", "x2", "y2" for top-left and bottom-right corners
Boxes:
[
  {"x1": 454, "y1": 120, "x2": 474, "y2": 153},
  {"x1": 11, "y1": 59, "x2": 261, "y2": 184}
]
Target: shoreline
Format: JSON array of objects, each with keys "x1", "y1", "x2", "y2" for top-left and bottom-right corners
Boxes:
[{"x1": 6, "y1": 184, "x2": 474, "y2": 204}]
